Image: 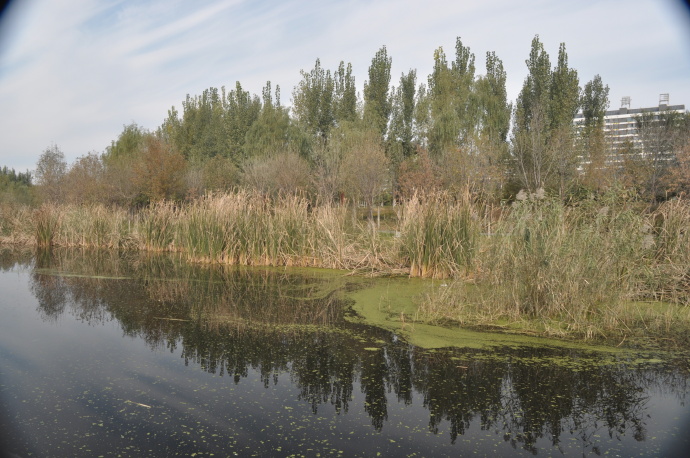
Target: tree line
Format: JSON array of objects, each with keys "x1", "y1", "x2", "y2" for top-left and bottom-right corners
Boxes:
[{"x1": 11, "y1": 35, "x2": 690, "y2": 208}]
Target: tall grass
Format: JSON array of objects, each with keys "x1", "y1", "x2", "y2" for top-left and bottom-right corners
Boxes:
[
  {"x1": 419, "y1": 193, "x2": 690, "y2": 340},
  {"x1": 398, "y1": 191, "x2": 480, "y2": 278},
  {"x1": 138, "y1": 201, "x2": 178, "y2": 251},
  {"x1": 642, "y1": 199, "x2": 690, "y2": 304},
  {"x1": 58, "y1": 204, "x2": 130, "y2": 248},
  {"x1": 33, "y1": 204, "x2": 61, "y2": 247}
]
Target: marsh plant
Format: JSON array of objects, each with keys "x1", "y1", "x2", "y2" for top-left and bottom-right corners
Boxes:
[
  {"x1": 398, "y1": 191, "x2": 480, "y2": 278},
  {"x1": 420, "y1": 192, "x2": 690, "y2": 340},
  {"x1": 642, "y1": 199, "x2": 690, "y2": 305},
  {"x1": 33, "y1": 204, "x2": 61, "y2": 247}
]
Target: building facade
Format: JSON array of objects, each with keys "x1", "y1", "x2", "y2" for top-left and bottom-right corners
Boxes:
[{"x1": 573, "y1": 94, "x2": 686, "y2": 151}]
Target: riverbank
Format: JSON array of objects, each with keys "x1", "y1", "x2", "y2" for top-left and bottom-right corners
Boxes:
[{"x1": 1, "y1": 190, "x2": 689, "y2": 345}]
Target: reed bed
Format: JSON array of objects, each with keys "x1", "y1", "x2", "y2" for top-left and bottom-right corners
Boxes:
[
  {"x1": 641, "y1": 199, "x2": 690, "y2": 305},
  {"x1": 58, "y1": 204, "x2": 131, "y2": 249},
  {"x1": 0, "y1": 202, "x2": 34, "y2": 245},
  {"x1": 33, "y1": 204, "x2": 61, "y2": 247},
  {"x1": 419, "y1": 193, "x2": 690, "y2": 341},
  {"x1": 397, "y1": 191, "x2": 480, "y2": 278},
  {"x1": 3, "y1": 190, "x2": 690, "y2": 342}
]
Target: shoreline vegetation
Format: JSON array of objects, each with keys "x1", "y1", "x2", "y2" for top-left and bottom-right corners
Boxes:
[{"x1": 2, "y1": 190, "x2": 689, "y2": 347}]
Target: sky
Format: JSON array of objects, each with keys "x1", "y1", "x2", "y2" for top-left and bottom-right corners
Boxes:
[{"x1": 0, "y1": 0, "x2": 689, "y2": 173}]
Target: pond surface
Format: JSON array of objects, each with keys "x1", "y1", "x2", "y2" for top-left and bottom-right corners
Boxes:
[{"x1": 0, "y1": 249, "x2": 689, "y2": 457}]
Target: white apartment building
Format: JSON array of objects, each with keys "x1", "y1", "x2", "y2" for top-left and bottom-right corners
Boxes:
[{"x1": 573, "y1": 94, "x2": 686, "y2": 151}]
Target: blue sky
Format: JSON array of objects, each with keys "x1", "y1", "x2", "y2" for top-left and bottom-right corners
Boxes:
[{"x1": 1, "y1": 0, "x2": 689, "y2": 172}]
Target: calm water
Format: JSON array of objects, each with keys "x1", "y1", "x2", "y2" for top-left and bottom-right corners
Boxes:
[{"x1": 1, "y1": 249, "x2": 689, "y2": 457}]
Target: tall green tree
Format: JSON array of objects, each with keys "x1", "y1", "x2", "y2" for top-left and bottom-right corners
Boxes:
[
  {"x1": 452, "y1": 37, "x2": 477, "y2": 144},
  {"x1": 580, "y1": 75, "x2": 609, "y2": 129},
  {"x1": 105, "y1": 123, "x2": 147, "y2": 163},
  {"x1": 334, "y1": 61, "x2": 358, "y2": 124},
  {"x1": 292, "y1": 58, "x2": 335, "y2": 141},
  {"x1": 0, "y1": 166, "x2": 33, "y2": 205},
  {"x1": 363, "y1": 46, "x2": 392, "y2": 138},
  {"x1": 244, "y1": 81, "x2": 309, "y2": 158},
  {"x1": 427, "y1": 46, "x2": 460, "y2": 156},
  {"x1": 475, "y1": 51, "x2": 510, "y2": 144},
  {"x1": 549, "y1": 43, "x2": 580, "y2": 131},
  {"x1": 511, "y1": 35, "x2": 553, "y2": 193},
  {"x1": 388, "y1": 69, "x2": 417, "y2": 160},
  {"x1": 161, "y1": 84, "x2": 260, "y2": 164},
  {"x1": 426, "y1": 38, "x2": 477, "y2": 156},
  {"x1": 469, "y1": 51, "x2": 512, "y2": 200},
  {"x1": 224, "y1": 82, "x2": 261, "y2": 161},
  {"x1": 514, "y1": 35, "x2": 551, "y2": 132},
  {"x1": 549, "y1": 43, "x2": 581, "y2": 197}
]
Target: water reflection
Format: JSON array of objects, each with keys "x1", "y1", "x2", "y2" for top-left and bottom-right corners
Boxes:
[{"x1": 13, "y1": 249, "x2": 690, "y2": 454}]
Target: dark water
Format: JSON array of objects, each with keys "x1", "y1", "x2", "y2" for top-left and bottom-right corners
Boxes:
[{"x1": 0, "y1": 249, "x2": 689, "y2": 457}]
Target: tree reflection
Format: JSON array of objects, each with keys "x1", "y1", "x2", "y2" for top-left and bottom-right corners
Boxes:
[{"x1": 25, "y1": 248, "x2": 690, "y2": 454}]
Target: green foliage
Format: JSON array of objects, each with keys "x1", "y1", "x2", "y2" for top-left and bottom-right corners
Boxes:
[
  {"x1": 363, "y1": 46, "x2": 392, "y2": 138},
  {"x1": 333, "y1": 61, "x2": 359, "y2": 124},
  {"x1": 425, "y1": 38, "x2": 480, "y2": 155},
  {"x1": 388, "y1": 69, "x2": 417, "y2": 161},
  {"x1": 475, "y1": 51, "x2": 511, "y2": 144},
  {"x1": 580, "y1": 75, "x2": 609, "y2": 129},
  {"x1": 163, "y1": 83, "x2": 261, "y2": 163},
  {"x1": 292, "y1": 59, "x2": 336, "y2": 141},
  {"x1": 0, "y1": 166, "x2": 33, "y2": 206},
  {"x1": 549, "y1": 43, "x2": 580, "y2": 131},
  {"x1": 427, "y1": 46, "x2": 461, "y2": 155},
  {"x1": 514, "y1": 35, "x2": 552, "y2": 135},
  {"x1": 579, "y1": 75, "x2": 610, "y2": 192},
  {"x1": 244, "y1": 82, "x2": 309, "y2": 158},
  {"x1": 105, "y1": 123, "x2": 147, "y2": 163}
]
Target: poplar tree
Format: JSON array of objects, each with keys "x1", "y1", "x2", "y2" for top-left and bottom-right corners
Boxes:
[
  {"x1": 427, "y1": 46, "x2": 459, "y2": 156},
  {"x1": 472, "y1": 51, "x2": 511, "y2": 199},
  {"x1": 452, "y1": 37, "x2": 477, "y2": 144},
  {"x1": 426, "y1": 38, "x2": 477, "y2": 156},
  {"x1": 334, "y1": 61, "x2": 358, "y2": 124},
  {"x1": 388, "y1": 69, "x2": 417, "y2": 159},
  {"x1": 580, "y1": 75, "x2": 610, "y2": 191},
  {"x1": 292, "y1": 58, "x2": 335, "y2": 141},
  {"x1": 549, "y1": 43, "x2": 581, "y2": 197},
  {"x1": 514, "y1": 35, "x2": 551, "y2": 135},
  {"x1": 475, "y1": 51, "x2": 510, "y2": 143},
  {"x1": 224, "y1": 82, "x2": 261, "y2": 160},
  {"x1": 244, "y1": 81, "x2": 308, "y2": 158},
  {"x1": 511, "y1": 35, "x2": 553, "y2": 193},
  {"x1": 363, "y1": 46, "x2": 392, "y2": 138}
]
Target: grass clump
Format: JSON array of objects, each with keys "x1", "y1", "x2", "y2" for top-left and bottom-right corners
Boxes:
[
  {"x1": 398, "y1": 191, "x2": 480, "y2": 278},
  {"x1": 34, "y1": 204, "x2": 61, "y2": 247}
]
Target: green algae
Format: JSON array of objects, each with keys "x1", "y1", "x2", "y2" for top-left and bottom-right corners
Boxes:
[{"x1": 343, "y1": 275, "x2": 646, "y2": 355}]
